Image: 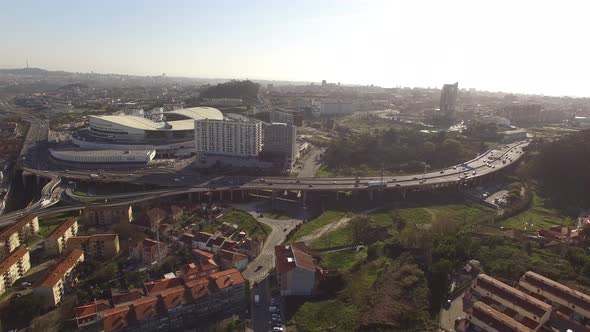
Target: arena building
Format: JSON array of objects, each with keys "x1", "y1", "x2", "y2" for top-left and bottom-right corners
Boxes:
[
  {"x1": 74, "y1": 107, "x2": 223, "y2": 158},
  {"x1": 85, "y1": 107, "x2": 223, "y2": 142}
]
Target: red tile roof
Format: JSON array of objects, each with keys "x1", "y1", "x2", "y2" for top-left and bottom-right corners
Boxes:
[
  {"x1": 67, "y1": 233, "x2": 118, "y2": 245},
  {"x1": 144, "y1": 277, "x2": 183, "y2": 295},
  {"x1": 102, "y1": 306, "x2": 131, "y2": 332},
  {"x1": 209, "y1": 269, "x2": 245, "y2": 290},
  {"x1": 520, "y1": 271, "x2": 590, "y2": 312},
  {"x1": 275, "y1": 242, "x2": 316, "y2": 274},
  {"x1": 157, "y1": 285, "x2": 186, "y2": 310},
  {"x1": 185, "y1": 278, "x2": 210, "y2": 300},
  {"x1": 35, "y1": 248, "x2": 84, "y2": 288},
  {"x1": 219, "y1": 249, "x2": 248, "y2": 263},
  {"x1": 475, "y1": 274, "x2": 551, "y2": 318},
  {"x1": 129, "y1": 296, "x2": 158, "y2": 321},
  {"x1": 0, "y1": 247, "x2": 29, "y2": 275},
  {"x1": 48, "y1": 217, "x2": 77, "y2": 240},
  {"x1": 0, "y1": 215, "x2": 37, "y2": 241},
  {"x1": 192, "y1": 248, "x2": 214, "y2": 260},
  {"x1": 74, "y1": 299, "x2": 111, "y2": 318},
  {"x1": 471, "y1": 301, "x2": 534, "y2": 332}
]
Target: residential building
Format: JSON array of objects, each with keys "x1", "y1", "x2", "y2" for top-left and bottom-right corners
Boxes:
[
  {"x1": 82, "y1": 205, "x2": 133, "y2": 225},
  {"x1": 0, "y1": 247, "x2": 31, "y2": 295},
  {"x1": 44, "y1": 218, "x2": 78, "y2": 256},
  {"x1": 504, "y1": 103, "x2": 542, "y2": 126},
  {"x1": 193, "y1": 232, "x2": 213, "y2": 250},
  {"x1": 75, "y1": 268, "x2": 247, "y2": 332},
  {"x1": 34, "y1": 248, "x2": 85, "y2": 308},
  {"x1": 270, "y1": 109, "x2": 304, "y2": 126},
  {"x1": 519, "y1": 271, "x2": 590, "y2": 320},
  {"x1": 262, "y1": 122, "x2": 297, "y2": 169},
  {"x1": 74, "y1": 299, "x2": 111, "y2": 328},
  {"x1": 275, "y1": 242, "x2": 317, "y2": 296},
  {"x1": 130, "y1": 238, "x2": 167, "y2": 265},
  {"x1": 440, "y1": 82, "x2": 459, "y2": 119},
  {"x1": 234, "y1": 237, "x2": 263, "y2": 259},
  {"x1": 217, "y1": 249, "x2": 248, "y2": 271},
  {"x1": 102, "y1": 306, "x2": 131, "y2": 332},
  {"x1": 66, "y1": 233, "x2": 120, "y2": 259},
  {"x1": 468, "y1": 301, "x2": 534, "y2": 332},
  {"x1": 0, "y1": 215, "x2": 39, "y2": 257},
  {"x1": 464, "y1": 274, "x2": 552, "y2": 330},
  {"x1": 194, "y1": 115, "x2": 263, "y2": 157}
]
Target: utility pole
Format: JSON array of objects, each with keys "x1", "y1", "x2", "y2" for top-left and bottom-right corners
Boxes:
[{"x1": 155, "y1": 212, "x2": 162, "y2": 265}]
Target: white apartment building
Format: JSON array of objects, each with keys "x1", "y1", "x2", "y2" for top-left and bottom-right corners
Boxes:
[
  {"x1": 0, "y1": 247, "x2": 31, "y2": 295},
  {"x1": 194, "y1": 115, "x2": 262, "y2": 157}
]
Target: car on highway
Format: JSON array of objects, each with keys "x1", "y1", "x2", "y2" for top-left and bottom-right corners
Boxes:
[
  {"x1": 255, "y1": 265, "x2": 263, "y2": 272},
  {"x1": 269, "y1": 306, "x2": 279, "y2": 313},
  {"x1": 308, "y1": 184, "x2": 313, "y2": 187},
  {"x1": 439, "y1": 170, "x2": 444, "y2": 174},
  {"x1": 331, "y1": 181, "x2": 337, "y2": 184}
]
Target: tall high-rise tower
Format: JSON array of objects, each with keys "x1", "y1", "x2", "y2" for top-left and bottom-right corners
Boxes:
[{"x1": 440, "y1": 82, "x2": 459, "y2": 119}]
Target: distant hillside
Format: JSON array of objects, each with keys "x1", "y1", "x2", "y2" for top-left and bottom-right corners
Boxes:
[
  {"x1": 0, "y1": 67, "x2": 68, "y2": 76},
  {"x1": 200, "y1": 80, "x2": 260, "y2": 100}
]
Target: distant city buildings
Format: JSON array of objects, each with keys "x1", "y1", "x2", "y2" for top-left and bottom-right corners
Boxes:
[
  {"x1": 440, "y1": 82, "x2": 459, "y2": 120},
  {"x1": 316, "y1": 102, "x2": 354, "y2": 116},
  {"x1": 270, "y1": 108, "x2": 304, "y2": 126}
]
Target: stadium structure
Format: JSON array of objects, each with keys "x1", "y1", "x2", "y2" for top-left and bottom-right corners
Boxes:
[{"x1": 73, "y1": 107, "x2": 223, "y2": 158}]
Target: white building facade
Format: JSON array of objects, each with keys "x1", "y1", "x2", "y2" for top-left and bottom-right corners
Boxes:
[{"x1": 194, "y1": 118, "x2": 262, "y2": 157}]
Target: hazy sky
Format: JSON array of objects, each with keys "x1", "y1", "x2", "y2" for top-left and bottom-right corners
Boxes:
[{"x1": 2, "y1": 0, "x2": 589, "y2": 96}]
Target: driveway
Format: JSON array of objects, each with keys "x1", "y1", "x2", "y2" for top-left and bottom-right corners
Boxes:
[
  {"x1": 439, "y1": 293, "x2": 465, "y2": 332},
  {"x1": 242, "y1": 213, "x2": 303, "y2": 284}
]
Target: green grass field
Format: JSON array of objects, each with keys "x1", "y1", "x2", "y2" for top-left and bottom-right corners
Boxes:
[
  {"x1": 500, "y1": 192, "x2": 573, "y2": 231},
  {"x1": 290, "y1": 210, "x2": 347, "y2": 241}
]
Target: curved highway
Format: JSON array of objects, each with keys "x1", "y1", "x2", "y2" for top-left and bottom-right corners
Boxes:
[{"x1": 0, "y1": 140, "x2": 528, "y2": 229}]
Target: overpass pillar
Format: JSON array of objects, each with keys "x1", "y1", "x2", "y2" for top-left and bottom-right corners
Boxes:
[
  {"x1": 368, "y1": 189, "x2": 374, "y2": 201},
  {"x1": 271, "y1": 190, "x2": 277, "y2": 209},
  {"x1": 401, "y1": 189, "x2": 406, "y2": 199},
  {"x1": 230, "y1": 190, "x2": 234, "y2": 201},
  {"x1": 241, "y1": 190, "x2": 245, "y2": 200},
  {"x1": 208, "y1": 192, "x2": 212, "y2": 203},
  {"x1": 335, "y1": 192, "x2": 339, "y2": 201},
  {"x1": 188, "y1": 192, "x2": 193, "y2": 202},
  {"x1": 302, "y1": 191, "x2": 308, "y2": 208}
]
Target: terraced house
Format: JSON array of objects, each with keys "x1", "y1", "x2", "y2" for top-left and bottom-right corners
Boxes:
[{"x1": 0, "y1": 247, "x2": 30, "y2": 295}]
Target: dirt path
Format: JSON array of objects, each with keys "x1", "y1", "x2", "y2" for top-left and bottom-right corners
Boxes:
[
  {"x1": 298, "y1": 206, "x2": 385, "y2": 245},
  {"x1": 423, "y1": 208, "x2": 437, "y2": 223}
]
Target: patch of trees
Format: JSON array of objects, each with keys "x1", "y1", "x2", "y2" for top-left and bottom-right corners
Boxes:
[
  {"x1": 462, "y1": 121, "x2": 500, "y2": 141},
  {"x1": 531, "y1": 129, "x2": 590, "y2": 207},
  {"x1": 322, "y1": 128, "x2": 482, "y2": 175},
  {"x1": 358, "y1": 259, "x2": 432, "y2": 331},
  {"x1": 200, "y1": 80, "x2": 260, "y2": 100}
]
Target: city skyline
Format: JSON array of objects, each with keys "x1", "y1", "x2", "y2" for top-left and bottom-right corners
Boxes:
[{"x1": 2, "y1": 0, "x2": 590, "y2": 96}]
